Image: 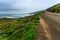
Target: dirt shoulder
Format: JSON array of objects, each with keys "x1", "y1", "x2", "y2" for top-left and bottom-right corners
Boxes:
[{"x1": 36, "y1": 18, "x2": 51, "y2": 40}]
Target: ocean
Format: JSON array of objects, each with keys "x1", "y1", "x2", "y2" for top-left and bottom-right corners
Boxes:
[{"x1": 0, "y1": 11, "x2": 33, "y2": 18}]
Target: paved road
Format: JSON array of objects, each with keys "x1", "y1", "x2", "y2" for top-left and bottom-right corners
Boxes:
[
  {"x1": 44, "y1": 13, "x2": 60, "y2": 23},
  {"x1": 43, "y1": 12, "x2": 60, "y2": 40}
]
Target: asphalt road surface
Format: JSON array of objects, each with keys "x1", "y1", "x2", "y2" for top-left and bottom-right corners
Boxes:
[{"x1": 43, "y1": 12, "x2": 60, "y2": 40}]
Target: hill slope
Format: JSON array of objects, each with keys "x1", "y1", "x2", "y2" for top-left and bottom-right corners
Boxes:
[
  {"x1": 0, "y1": 11, "x2": 43, "y2": 40},
  {"x1": 47, "y1": 3, "x2": 60, "y2": 13}
]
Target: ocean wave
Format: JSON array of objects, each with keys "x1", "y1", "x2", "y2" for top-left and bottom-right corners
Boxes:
[{"x1": 6, "y1": 16, "x2": 14, "y2": 18}]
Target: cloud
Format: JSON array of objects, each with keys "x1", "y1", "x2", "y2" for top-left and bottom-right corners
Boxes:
[{"x1": 0, "y1": 0, "x2": 60, "y2": 14}]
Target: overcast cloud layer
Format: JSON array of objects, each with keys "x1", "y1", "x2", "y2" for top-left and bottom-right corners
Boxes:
[{"x1": 0, "y1": 0, "x2": 60, "y2": 14}]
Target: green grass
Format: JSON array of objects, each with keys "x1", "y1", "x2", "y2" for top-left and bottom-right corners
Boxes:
[
  {"x1": 0, "y1": 11, "x2": 42, "y2": 40},
  {"x1": 47, "y1": 3, "x2": 60, "y2": 13}
]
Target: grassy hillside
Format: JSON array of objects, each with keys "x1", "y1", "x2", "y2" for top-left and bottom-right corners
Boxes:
[
  {"x1": 47, "y1": 3, "x2": 60, "y2": 13},
  {"x1": 0, "y1": 11, "x2": 43, "y2": 40}
]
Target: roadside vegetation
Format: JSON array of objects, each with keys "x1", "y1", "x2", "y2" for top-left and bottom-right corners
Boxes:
[
  {"x1": 47, "y1": 3, "x2": 60, "y2": 13},
  {"x1": 0, "y1": 11, "x2": 43, "y2": 40}
]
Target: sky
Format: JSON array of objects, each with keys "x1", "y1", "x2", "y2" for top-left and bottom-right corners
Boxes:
[{"x1": 0, "y1": 0, "x2": 60, "y2": 14}]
